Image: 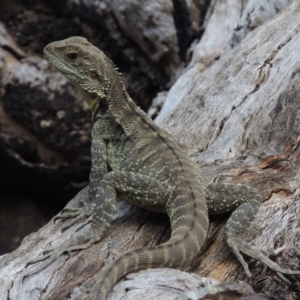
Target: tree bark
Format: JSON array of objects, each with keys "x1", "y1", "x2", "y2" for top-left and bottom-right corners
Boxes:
[
  {"x1": 1, "y1": 0, "x2": 300, "y2": 299},
  {"x1": 155, "y1": 0, "x2": 291, "y2": 121}
]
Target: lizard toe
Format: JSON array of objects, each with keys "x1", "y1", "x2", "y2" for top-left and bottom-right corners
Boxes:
[
  {"x1": 227, "y1": 236, "x2": 300, "y2": 283},
  {"x1": 23, "y1": 249, "x2": 62, "y2": 280}
]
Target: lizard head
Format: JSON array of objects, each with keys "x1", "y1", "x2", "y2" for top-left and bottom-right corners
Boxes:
[{"x1": 44, "y1": 36, "x2": 113, "y2": 110}]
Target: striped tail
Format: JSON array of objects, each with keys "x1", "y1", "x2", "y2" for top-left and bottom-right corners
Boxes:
[{"x1": 91, "y1": 193, "x2": 209, "y2": 299}]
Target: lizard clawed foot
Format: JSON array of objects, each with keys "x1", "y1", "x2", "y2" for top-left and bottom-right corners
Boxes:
[
  {"x1": 227, "y1": 236, "x2": 300, "y2": 285},
  {"x1": 23, "y1": 232, "x2": 100, "y2": 281},
  {"x1": 54, "y1": 204, "x2": 93, "y2": 232},
  {"x1": 23, "y1": 204, "x2": 97, "y2": 281},
  {"x1": 23, "y1": 246, "x2": 66, "y2": 281}
]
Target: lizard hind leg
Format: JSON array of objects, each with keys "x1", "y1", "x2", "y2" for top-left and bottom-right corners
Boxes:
[
  {"x1": 88, "y1": 174, "x2": 208, "y2": 300},
  {"x1": 207, "y1": 183, "x2": 300, "y2": 283}
]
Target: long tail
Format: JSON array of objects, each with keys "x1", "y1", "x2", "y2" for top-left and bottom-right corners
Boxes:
[{"x1": 91, "y1": 193, "x2": 209, "y2": 299}]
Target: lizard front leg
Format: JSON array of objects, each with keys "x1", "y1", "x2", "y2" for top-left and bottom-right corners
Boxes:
[
  {"x1": 207, "y1": 183, "x2": 300, "y2": 283},
  {"x1": 24, "y1": 136, "x2": 109, "y2": 279},
  {"x1": 23, "y1": 170, "x2": 172, "y2": 281},
  {"x1": 52, "y1": 136, "x2": 109, "y2": 230}
]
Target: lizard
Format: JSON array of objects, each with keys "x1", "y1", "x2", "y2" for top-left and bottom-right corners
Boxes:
[{"x1": 23, "y1": 36, "x2": 300, "y2": 299}]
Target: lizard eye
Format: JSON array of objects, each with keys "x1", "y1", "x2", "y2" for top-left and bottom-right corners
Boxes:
[{"x1": 65, "y1": 50, "x2": 79, "y2": 61}]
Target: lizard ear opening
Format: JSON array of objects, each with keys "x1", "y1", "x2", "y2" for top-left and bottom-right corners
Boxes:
[
  {"x1": 89, "y1": 71, "x2": 98, "y2": 80},
  {"x1": 65, "y1": 50, "x2": 79, "y2": 61},
  {"x1": 90, "y1": 92, "x2": 97, "y2": 100}
]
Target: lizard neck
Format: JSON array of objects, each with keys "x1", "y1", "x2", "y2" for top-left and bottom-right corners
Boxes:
[{"x1": 99, "y1": 70, "x2": 154, "y2": 137}]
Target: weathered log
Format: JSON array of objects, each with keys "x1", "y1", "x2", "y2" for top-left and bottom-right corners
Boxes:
[
  {"x1": 1, "y1": 1, "x2": 300, "y2": 300},
  {"x1": 156, "y1": 0, "x2": 291, "y2": 121}
]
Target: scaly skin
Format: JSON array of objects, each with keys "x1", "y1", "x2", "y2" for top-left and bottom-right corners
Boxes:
[{"x1": 23, "y1": 37, "x2": 300, "y2": 299}]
